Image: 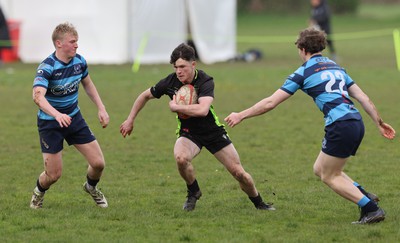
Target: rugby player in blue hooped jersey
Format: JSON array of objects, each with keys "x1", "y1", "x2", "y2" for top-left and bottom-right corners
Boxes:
[
  {"x1": 120, "y1": 43, "x2": 275, "y2": 211},
  {"x1": 225, "y1": 28, "x2": 396, "y2": 224},
  {"x1": 30, "y1": 22, "x2": 109, "y2": 209}
]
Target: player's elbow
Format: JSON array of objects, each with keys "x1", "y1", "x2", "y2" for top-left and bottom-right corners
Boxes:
[
  {"x1": 198, "y1": 108, "x2": 209, "y2": 117},
  {"x1": 262, "y1": 100, "x2": 277, "y2": 113},
  {"x1": 140, "y1": 89, "x2": 154, "y2": 100},
  {"x1": 268, "y1": 102, "x2": 278, "y2": 110},
  {"x1": 193, "y1": 105, "x2": 210, "y2": 117},
  {"x1": 32, "y1": 91, "x2": 42, "y2": 106},
  {"x1": 358, "y1": 95, "x2": 371, "y2": 105}
]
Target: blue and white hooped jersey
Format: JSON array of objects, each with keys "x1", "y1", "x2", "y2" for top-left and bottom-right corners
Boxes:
[
  {"x1": 33, "y1": 52, "x2": 88, "y2": 120},
  {"x1": 280, "y1": 54, "x2": 361, "y2": 126}
]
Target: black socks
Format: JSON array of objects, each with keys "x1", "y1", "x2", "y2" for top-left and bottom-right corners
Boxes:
[
  {"x1": 187, "y1": 179, "x2": 200, "y2": 193},
  {"x1": 356, "y1": 185, "x2": 368, "y2": 196},
  {"x1": 87, "y1": 175, "x2": 100, "y2": 187},
  {"x1": 249, "y1": 193, "x2": 263, "y2": 207},
  {"x1": 36, "y1": 179, "x2": 48, "y2": 193},
  {"x1": 361, "y1": 200, "x2": 379, "y2": 213}
]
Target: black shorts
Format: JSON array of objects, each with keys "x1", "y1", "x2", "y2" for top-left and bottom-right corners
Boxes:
[
  {"x1": 37, "y1": 111, "x2": 96, "y2": 154},
  {"x1": 179, "y1": 130, "x2": 232, "y2": 154},
  {"x1": 322, "y1": 119, "x2": 364, "y2": 158}
]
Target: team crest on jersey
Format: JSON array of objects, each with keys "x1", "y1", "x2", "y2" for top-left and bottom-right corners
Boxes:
[{"x1": 73, "y1": 64, "x2": 82, "y2": 74}]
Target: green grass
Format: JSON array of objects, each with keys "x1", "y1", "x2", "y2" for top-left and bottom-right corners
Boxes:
[{"x1": 1, "y1": 3, "x2": 400, "y2": 243}]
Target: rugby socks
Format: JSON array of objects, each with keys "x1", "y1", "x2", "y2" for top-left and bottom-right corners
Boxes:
[
  {"x1": 35, "y1": 179, "x2": 48, "y2": 193},
  {"x1": 187, "y1": 179, "x2": 200, "y2": 193},
  {"x1": 249, "y1": 193, "x2": 263, "y2": 207},
  {"x1": 358, "y1": 195, "x2": 379, "y2": 213},
  {"x1": 86, "y1": 175, "x2": 100, "y2": 189},
  {"x1": 353, "y1": 182, "x2": 368, "y2": 195}
]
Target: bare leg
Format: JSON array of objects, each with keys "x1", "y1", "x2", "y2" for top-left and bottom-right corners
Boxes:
[
  {"x1": 39, "y1": 151, "x2": 63, "y2": 189},
  {"x1": 174, "y1": 137, "x2": 203, "y2": 211},
  {"x1": 75, "y1": 140, "x2": 108, "y2": 208},
  {"x1": 30, "y1": 151, "x2": 63, "y2": 209},
  {"x1": 174, "y1": 137, "x2": 201, "y2": 185},
  {"x1": 75, "y1": 140, "x2": 105, "y2": 181},
  {"x1": 214, "y1": 144, "x2": 258, "y2": 197},
  {"x1": 313, "y1": 151, "x2": 364, "y2": 203},
  {"x1": 313, "y1": 151, "x2": 385, "y2": 224}
]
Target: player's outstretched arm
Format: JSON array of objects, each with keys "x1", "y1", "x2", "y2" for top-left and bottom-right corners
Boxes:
[
  {"x1": 225, "y1": 89, "x2": 291, "y2": 127},
  {"x1": 348, "y1": 84, "x2": 396, "y2": 140},
  {"x1": 120, "y1": 88, "x2": 154, "y2": 138}
]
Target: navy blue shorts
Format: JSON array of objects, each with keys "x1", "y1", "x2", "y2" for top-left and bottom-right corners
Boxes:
[
  {"x1": 179, "y1": 130, "x2": 232, "y2": 154},
  {"x1": 322, "y1": 119, "x2": 364, "y2": 158},
  {"x1": 37, "y1": 111, "x2": 96, "y2": 154}
]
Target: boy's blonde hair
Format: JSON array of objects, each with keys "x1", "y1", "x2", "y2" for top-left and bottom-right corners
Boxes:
[{"x1": 51, "y1": 22, "x2": 78, "y2": 47}]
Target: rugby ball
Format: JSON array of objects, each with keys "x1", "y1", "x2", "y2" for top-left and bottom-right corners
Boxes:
[{"x1": 175, "y1": 84, "x2": 198, "y2": 119}]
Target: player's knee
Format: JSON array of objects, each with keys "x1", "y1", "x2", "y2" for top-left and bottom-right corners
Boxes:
[
  {"x1": 313, "y1": 161, "x2": 323, "y2": 178},
  {"x1": 45, "y1": 170, "x2": 62, "y2": 183},
  {"x1": 174, "y1": 152, "x2": 191, "y2": 168},
  {"x1": 313, "y1": 164, "x2": 336, "y2": 185},
  {"x1": 89, "y1": 156, "x2": 105, "y2": 172},
  {"x1": 318, "y1": 171, "x2": 336, "y2": 186},
  {"x1": 320, "y1": 176, "x2": 332, "y2": 186},
  {"x1": 91, "y1": 161, "x2": 105, "y2": 173},
  {"x1": 233, "y1": 170, "x2": 252, "y2": 185}
]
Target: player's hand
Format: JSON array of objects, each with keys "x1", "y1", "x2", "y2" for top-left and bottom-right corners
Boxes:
[
  {"x1": 224, "y1": 112, "x2": 243, "y2": 128},
  {"x1": 55, "y1": 113, "x2": 72, "y2": 128},
  {"x1": 379, "y1": 122, "x2": 396, "y2": 140},
  {"x1": 169, "y1": 95, "x2": 179, "y2": 112},
  {"x1": 98, "y1": 109, "x2": 110, "y2": 128},
  {"x1": 120, "y1": 120, "x2": 134, "y2": 138}
]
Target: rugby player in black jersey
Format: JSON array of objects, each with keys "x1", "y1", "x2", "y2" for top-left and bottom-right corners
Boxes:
[{"x1": 120, "y1": 43, "x2": 275, "y2": 211}]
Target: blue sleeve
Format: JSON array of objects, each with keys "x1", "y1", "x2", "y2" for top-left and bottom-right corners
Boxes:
[
  {"x1": 33, "y1": 62, "x2": 52, "y2": 89},
  {"x1": 280, "y1": 68, "x2": 304, "y2": 95}
]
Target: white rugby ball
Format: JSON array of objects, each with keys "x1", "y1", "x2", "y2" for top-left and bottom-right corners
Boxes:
[
  {"x1": 175, "y1": 84, "x2": 198, "y2": 119},
  {"x1": 176, "y1": 84, "x2": 198, "y2": 105}
]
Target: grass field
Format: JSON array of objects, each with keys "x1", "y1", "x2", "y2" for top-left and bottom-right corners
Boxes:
[{"x1": 1, "y1": 4, "x2": 400, "y2": 243}]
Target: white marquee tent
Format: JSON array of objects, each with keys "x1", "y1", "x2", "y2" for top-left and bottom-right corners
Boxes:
[{"x1": 0, "y1": 0, "x2": 236, "y2": 64}]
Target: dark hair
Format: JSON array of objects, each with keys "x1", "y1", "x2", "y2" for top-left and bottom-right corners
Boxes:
[
  {"x1": 170, "y1": 43, "x2": 196, "y2": 64},
  {"x1": 295, "y1": 28, "x2": 327, "y2": 54}
]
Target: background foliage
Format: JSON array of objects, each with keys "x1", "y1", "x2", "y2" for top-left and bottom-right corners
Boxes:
[{"x1": 238, "y1": 0, "x2": 362, "y2": 14}]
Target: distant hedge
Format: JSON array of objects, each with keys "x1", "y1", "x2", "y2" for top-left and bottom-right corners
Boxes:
[
  {"x1": 330, "y1": 0, "x2": 360, "y2": 14},
  {"x1": 237, "y1": 0, "x2": 360, "y2": 14}
]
